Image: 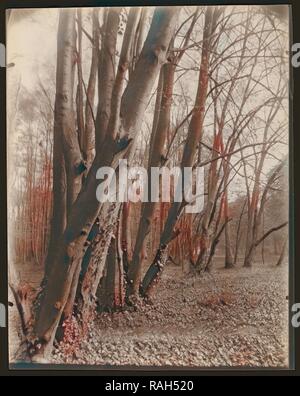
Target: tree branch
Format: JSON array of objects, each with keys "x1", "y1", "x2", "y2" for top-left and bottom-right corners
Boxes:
[{"x1": 254, "y1": 221, "x2": 288, "y2": 248}]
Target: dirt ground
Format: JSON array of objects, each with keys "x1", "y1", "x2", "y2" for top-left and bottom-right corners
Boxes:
[{"x1": 9, "y1": 260, "x2": 289, "y2": 368}]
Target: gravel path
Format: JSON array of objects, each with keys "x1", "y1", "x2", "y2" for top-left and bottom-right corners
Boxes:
[{"x1": 52, "y1": 263, "x2": 289, "y2": 368}]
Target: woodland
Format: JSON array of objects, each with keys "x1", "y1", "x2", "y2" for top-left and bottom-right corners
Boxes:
[{"x1": 7, "y1": 5, "x2": 289, "y2": 366}]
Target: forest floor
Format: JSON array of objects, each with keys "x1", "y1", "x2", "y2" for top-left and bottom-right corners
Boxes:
[{"x1": 48, "y1": 260, "x2": 289, "y2": 368}]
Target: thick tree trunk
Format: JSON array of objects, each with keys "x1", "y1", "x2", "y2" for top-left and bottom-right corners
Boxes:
[
  {"x1": 95, "y1": 8, "x2": 120, "y2": 151},
  {"x1": 78, "y1": 6, "x2": 142, "y2": 313},
  {"x1": 129, "y1": 8, "x2": 149, "y2": 76},
  {"x1": 44, "y1": 10, "x2": 79, "y2": 277},
  {"x1": 76, "y1": 9, "x2": 141, "y2": 310},
  {"x1": 98, "y1": 208, "x2": 125, "y2": 311},
  {"x1": 76, "y1": 9, "x2": 85, "y2": 155},
  {"x1": 106, "y1": 7, "x2": 141, "y2": 140},
  {"x1": 45, "y1": 10, "x2": 84, "y2": 277},
  {"x1": 83, "y1": 9, "x2": 99, "y2": 169},
  {"x1": 135, "y1": 9, "x2": 149, "y2": 61},
  {"x1": 76, "y1": 202, "x2": 119, "y2": 325},
  {"x1": 26, "y1": 7, "x2": 179, "y2": 362},
  {"x1": 99, "y1": 238, "x2": 118, "y2": 312},
  {"x1": 59, "y1": 12, "x2": 84, "y2": 219}
]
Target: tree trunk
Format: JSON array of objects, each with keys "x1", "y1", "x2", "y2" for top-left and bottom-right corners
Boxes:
[
  {"x1": 78, "y1": 6, "x2": 142, "y2": 313},
  {"x1": 44, "y1": 11, "x2": 73, "y2": 277},
  {"x1": 127, "y1": 58, "x2": 176, "y2": 296},
  {"x1": 26, "y1": 7, "x2": 179, "y2": 362},
  {"x1": 98, "y1": 208, "x2": 125, "y2": 311},
  {"x1": 276, "y1": 236, "x2": 288, "y2": 266},
  {"x1": 127, "y1": 9, "x2": 200, "y2": 297},
  {"x1": 83, "y1": 9, "x2": 99, "y2": 169},
  {"x1": 76, "y1": 9, "x2": 85, "y2": 155},
  {"x1": 234, "y1": 198, "x2": 247, "y2": 265},
  {"x1": 195, "y1": 131, "x2": 221, "y2": 271},
  {"x1": 95, "y1": 8, "x2": 120, "y2": 151},
  {"x1": 243, "y1": 101, "x2": 283, "y2": 267},
  {"x1": 141, "y1": 7, "x2": 216, "y2": 297},
  {"x1": 224, "y1": 191, "x2": 234, "y2": 269},
  {"x1": 122, "y1": 201, "x2": 132, "y2": 273}
]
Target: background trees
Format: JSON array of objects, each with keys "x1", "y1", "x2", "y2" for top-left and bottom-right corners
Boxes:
[{"x1": 7, "y1": 5, "x2": 289, "y2": 362}]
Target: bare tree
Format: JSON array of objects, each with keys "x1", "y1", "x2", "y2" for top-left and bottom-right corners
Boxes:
[
  {"x1": 141, "y1": 7, "x2": 220, "y2": 298},
  {"x1": 20, "y1": 7, "x2": 179, "y2": 362}
]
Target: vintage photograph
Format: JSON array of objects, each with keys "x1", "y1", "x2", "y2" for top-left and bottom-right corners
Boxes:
[{"x1": 7, "y1": 5, "x2": 290, "y2": 367}]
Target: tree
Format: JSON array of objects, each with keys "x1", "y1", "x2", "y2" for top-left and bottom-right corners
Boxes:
[
  {"x1": 141, "y1": 7, "x2": 220, "y2": 297},
  {"x1": 8, "y1": 5, "x2": 288, "y2": 364},
  {"x1": 127, "y1": 8, "x2": 200, "y2": 297},
  {"x1": 21, "y1": 6, "x2": 179, "y2": 362}
]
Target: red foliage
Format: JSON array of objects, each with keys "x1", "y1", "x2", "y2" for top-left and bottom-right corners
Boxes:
[
  {"x1": 15, "y1": 160, "x2": 52, "y2": 265},
  {"x1": 60, "y1": 310, "x2": 95, "y2": 357}
]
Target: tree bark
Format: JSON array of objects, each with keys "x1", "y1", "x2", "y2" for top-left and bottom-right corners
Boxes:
[
  {"x1": 276, "y1": 235, "x2": 288, "y2": 266},
  {"x1": 244, "y1": 99, "x2": 284, "y2": 267},
  {"x1": 45, "y1": 9, "x2": 82, "y2": 277},
  {"x1": 76, "y1": 9, "x2": 85, "y2": 155},
  {"x1": 223, "y1": 185, "x2": 234, "y2": 269},
  {"x1": 244, "y1": 154, "x2": 284, "y2": 267},
  {"x1": 26, "y1": 7, "x2": 179, "y2": 362},
  {"x1": 95, "y1": 8, "x2": 120, "y2": 151},
  {"x1": 127, "y1": 9, "x2": 200, "y2": 297},
  {"x1": 195, "y1": 131, "x2": 221, "y2": 271},
  {"x1": 141, "y1": 7, "x2": 216, "y2": 297},
  {"x1": 83, "y1": 9, "x2": 99, "y2": 169},
  {"x1": 98, "y1": 208, "x2": 125, "y2": 311},
  {"x1": 127, "y1": 58, "x2": 176, "y2": 296}
]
